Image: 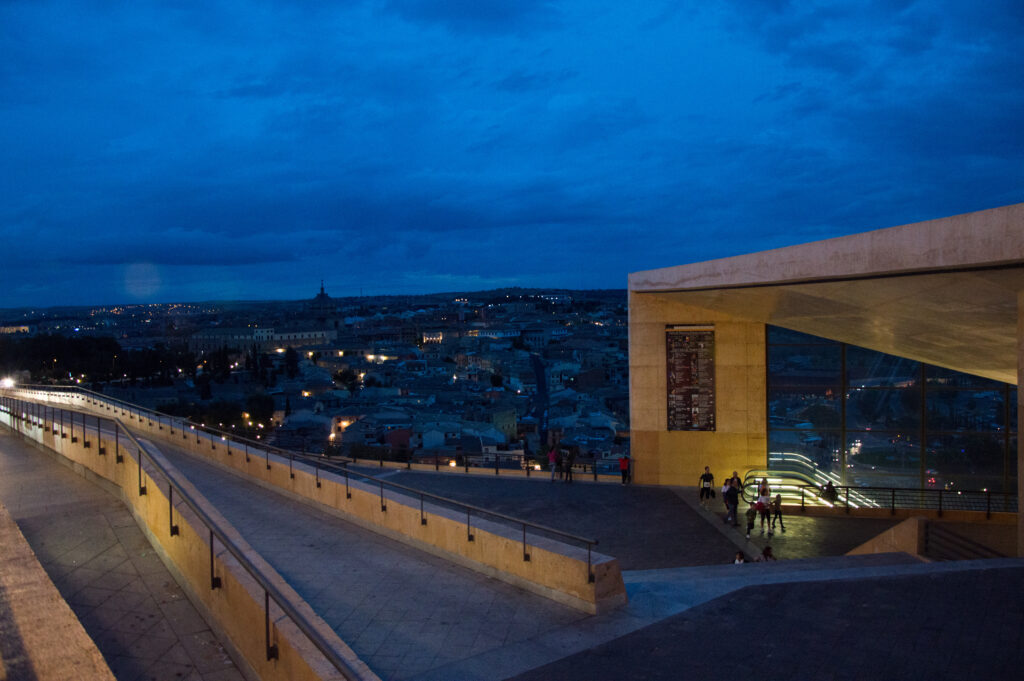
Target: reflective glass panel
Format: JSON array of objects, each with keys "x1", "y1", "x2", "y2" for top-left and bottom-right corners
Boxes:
[
  {"x1": 768, "y1": 345, "x2": 841, "y2": 387},
  {"x1": 925, "y1": 390, "x2": 1006, "y2": 432},
  {"x1": 768, "y1": 326, "x2": 839, "y2": 345},
  {"x1": 846, "y1": 432, "x2": 920, "y2": 488},
  {"x1": 846, "y1": 347, "x2": 919, "y2": 387},
  {"x1": 846, "y1": 387, "x2": 921, "y2": 431},
  {"x1": 768, "y1": 431, "x2": 841, "y2": 479},
  {"x1": 924, "y1": 433, "x2": 1004, "y2": 492},
  {"x1": 768, "y1": 388, "x2": 840, "y2": 429},
  {"x1": 925, "y1": 366, "x2": 1003, "y2": 390}
]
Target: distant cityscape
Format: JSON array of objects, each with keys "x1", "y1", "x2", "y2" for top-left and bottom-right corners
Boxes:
[{"x1": 0, "y1": 285, "x2": 630, "y2": 468}]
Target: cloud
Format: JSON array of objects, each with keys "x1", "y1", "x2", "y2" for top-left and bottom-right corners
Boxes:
[{"x1": 385, "y1": 0, "x2": 562, "y2": 34}]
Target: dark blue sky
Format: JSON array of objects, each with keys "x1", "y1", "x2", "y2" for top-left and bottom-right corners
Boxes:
[{"x1": 2, "y1": 1, "x2": 1022, "y2": 307}]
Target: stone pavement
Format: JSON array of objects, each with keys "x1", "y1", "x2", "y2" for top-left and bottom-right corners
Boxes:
[
  {"x1": 153, "y1": 441, "x2": 588, "y2": 681},
  {"x1": 0, "y1": 429, "x2": 243, "y2": 681},
  {"x1": 5, "y1": 414, "x2": 1022, "y2": 681},
  {"x1": 510, "y1": 561, "x2": 1024, "y2": 681},
  {"x1": 361, "y1": 469, "x2": 900, "y2": 566}
]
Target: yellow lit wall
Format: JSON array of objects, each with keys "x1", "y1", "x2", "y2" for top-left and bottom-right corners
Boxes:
[{"x1": 628, "y1": 291, "x2": 767, "y2": 486}]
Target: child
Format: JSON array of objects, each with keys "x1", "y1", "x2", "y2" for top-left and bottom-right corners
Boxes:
[
  {"x1": 745, "y1": 503, "x2": 758, "y2": 539},
  {"x1": 771, "y1": 493, "x2": 786, "y2": 534}
]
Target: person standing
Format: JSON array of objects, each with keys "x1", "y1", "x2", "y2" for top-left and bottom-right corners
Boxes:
[
  {"x1": 699, "y1": 466, "x2": 715, "y2": 508},
  {"x1": 724, "y1": 478, "x2": 740, "y2": 526},
  {"x1": 771, "y1": 493, "x2": 786, "y2": 533},
  {"x1": 548, "y1": 445, "x2": 558, "y2": 481},
  {"x1": 564, "y1": 447, "x2": 576, "y2": 483},
  {"x1": 618, "y1": 453, "x2": 631, "y2": 484},
  {"x1": 555, "y1": 448, "x2": 564, "y2": 481}
]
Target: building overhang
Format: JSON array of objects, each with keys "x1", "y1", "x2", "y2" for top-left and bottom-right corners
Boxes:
[{"x1": 629, "y1": 203, "x2": 1024, "y2": 384}]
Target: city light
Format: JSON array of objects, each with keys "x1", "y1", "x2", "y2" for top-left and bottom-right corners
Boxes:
[{"x1": 0, "y1": 378, "x2": 14, "y2": 389}]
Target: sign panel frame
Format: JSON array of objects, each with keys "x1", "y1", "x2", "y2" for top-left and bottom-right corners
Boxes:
[{"x1": 666, "y1": 324, "x2": 716, "y2": 431}]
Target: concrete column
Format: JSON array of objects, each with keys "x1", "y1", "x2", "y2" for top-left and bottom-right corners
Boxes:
[{"x1": 1018, "y1": 291, "x2": 1023, "y2": 557}]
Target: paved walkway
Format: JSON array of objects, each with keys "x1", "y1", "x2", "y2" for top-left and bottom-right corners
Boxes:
[
  {"x1": 510, "y1": 560, "x2": 1024, "y2": 680},
  {"x1": 0, "y1": 429, "x2": 243, "y2": 681},
  {"x1": 359, "y1": 469, "x2": 900, "y2": 566},
  {"x1": 152, "y1": 441, "x2": 588, "y2": 681}
]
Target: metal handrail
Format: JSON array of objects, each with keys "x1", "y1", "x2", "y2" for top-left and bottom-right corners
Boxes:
[
  {"x1": 5, "y1": 386, "x2": 601, "y2": 578},
  {"x1": 795, "y1": 483, "x2": 1018, "y2": 517},
  {"x1": 0, "y1": 395, "x2": 363, "y2": 680}
]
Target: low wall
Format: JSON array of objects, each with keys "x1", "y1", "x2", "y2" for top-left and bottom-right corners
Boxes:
[
  {"x1": 0, "y1": 404, "x2": 376, "y2": 681},
  {"x1": 0, "y1": 500, "x2": 116, "y2": 681},
  {"x1": 17, "y1": 390, "x2": 627, "y2": 614},
  {"x1": 846, "y1": 517, "x2": 927, "y2": 558}
]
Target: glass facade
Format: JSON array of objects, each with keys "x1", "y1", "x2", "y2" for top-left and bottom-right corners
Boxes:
[{"x1": 767, "y1": 326, "x2": 1018, "y2": 492}]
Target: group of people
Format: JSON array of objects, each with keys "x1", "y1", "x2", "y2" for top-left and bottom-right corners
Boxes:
[
  {"x1": 547, "y1": 445, "x2": 578, "y2": 482},
  {"x1": 733, "y1": 546, "x2": 776, "y2": 563},
  {"x1": 545, "y1": 445, "x2": 633, "y2": 484},
  {"x1": 700, "y1": 468, "x2": 787, "y2": 547}
]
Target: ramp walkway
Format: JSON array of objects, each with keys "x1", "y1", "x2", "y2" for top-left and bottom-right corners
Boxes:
[{"x1": 0, "y1": 429, "x2": 243, "y2": 681}]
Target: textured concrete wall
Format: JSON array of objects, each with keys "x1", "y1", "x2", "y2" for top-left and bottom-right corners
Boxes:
[
  {"x1": 628, "y1": 291, "x2": 767, "y2": 487},
  {"x1": 847, "y1": 517, "x2": 926, "y2": 558}
]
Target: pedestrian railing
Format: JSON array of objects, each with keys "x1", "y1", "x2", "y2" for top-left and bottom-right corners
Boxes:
[
  {"x1": 3, "y1": 385, "x2": 602, "y2": 583},
  {"x1": 0, "y1": 394, "x2": 365, "y2": 680},
  {"x1": 796, "y1": 484, "x2": 1017, "y2": 517}
]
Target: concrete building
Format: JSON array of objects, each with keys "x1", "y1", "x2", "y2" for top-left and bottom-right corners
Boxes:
[{"x1": 628, "y1": 203, "x2": 1024, "y2": 552}]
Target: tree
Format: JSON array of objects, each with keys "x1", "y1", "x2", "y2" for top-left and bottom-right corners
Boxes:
[{"x1": 285, "y1": 346, "x2": 299, "y2": 379}]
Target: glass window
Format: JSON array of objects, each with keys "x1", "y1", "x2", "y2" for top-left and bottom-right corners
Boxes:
[
  {"x1": 846, "y1": 347, "x2": 919, "y2": 387},
  {"x1": 846, "y1": 432, "x2": 920, "y2": 488},
  {"x1": 925, "y1": 433, "x2": 1004, "y2": 492},
  {"x1": 846, "y1": 387, "x2": 921, "y2": 431},
  {"x1": 768, "y1": 326, "x2": 839, "y2": 345},
  {"x1": 768, "y1": 388, "x2": 840, "y2": 429},
  {"x1": 768, "y1": 431, "x2": 841, "y2": 479},
  {"x1": 768, "y1": 345, "x2": 841, "y2": 386},
  {"x1": 925, "y1": 390, "x2": 1005, "y2": 432},
  {"x1": 925, "y1": 366, "x2": 1003, "y2": 390}
]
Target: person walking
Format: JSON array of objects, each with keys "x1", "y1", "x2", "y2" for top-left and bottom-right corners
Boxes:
[
  {"x1": 757, "y1": 478, "x2": 771, "y2": 534},
  {"x1": 771, "y1": 493, "x2": 786, "y2": 534},
  {"x1": 618, "y1": 453, "x2": 631, "y2": 484},
  {"x1": 555, "y1": 448, "x2": 564, "y2": 481},
  {"x1": 724, "y1": 478, "x2": 740, "y2": 526},
  {"x1": 548, "y1": 445, "x2": 558, "y2": 481},
  {"x1": 699, "y1": 466, "x2": 715, "y2": 508},
  {"x1": 745, "y1": 503, "x2": 758, "y2": 539},
  {"x1": 564, "y1": 447, "x2": 576, "y2": 483}
]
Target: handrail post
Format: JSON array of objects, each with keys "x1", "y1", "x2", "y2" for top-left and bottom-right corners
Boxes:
[
  {"x1": 466, "y1": 509, "x2": 474, "y2": 541},
  {"x1": 345, "y1": 469, "x2": 351, "y2": 499},
  {"x1": 593, "y1": 459, "x2": 597, "y2": 481},
  {"x1": 495, "y1": 452, "x2": 499, "y2": 475},
  {"x1": 522, "y1": 525, "x2": 530, "y2": 562},
  {"x1": 845, "y1": 486, "x2": 850, "y2": 514},
  {"x1": 801, "y1": 487, "x2": 805, "y2": 510},
  {"x1": 168, "y1": 485, "x2": 179, "y2": 536},
  {"x1": 891, "y1": 488, "x2": 895, "y2": 515},
  {"x1": 986, "y1": 490, "x2": 991, "y2": 519},
  {"x1": 587, "y1": 544, "x2": 595, "y2": 583},
  {"x1": 380, "y1": 481, "x2": 387, "y2": 512},
  {"x1": 420, "y1": 495, "x2": 426, "y2": 525},
  {"x1": 209, "y1": 529, "x2": 222, "y2": 589},
  {"x1": 938, "y1": 489, "x2": 943, "y2": 517},
  {"x1": 265, "y1": 447, "x2": 271, "y2": 470},
  {"x1": 265, "y1": 590, "x2": 278, "y2": 661}
]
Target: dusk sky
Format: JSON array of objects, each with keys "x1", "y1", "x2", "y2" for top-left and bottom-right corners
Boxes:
[{"x1": 2, "y1": 1, "x2": 1022, "y2": 308}]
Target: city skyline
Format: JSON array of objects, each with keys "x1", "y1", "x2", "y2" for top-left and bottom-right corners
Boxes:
[{"x1": 3, "y1": 1, "x2": 1023, "y2": 308}]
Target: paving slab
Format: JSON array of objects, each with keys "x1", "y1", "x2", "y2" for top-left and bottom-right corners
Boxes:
[
  {"x1": 151, "y1": 441, "x2": 589, "y2": 681},
  {"x1": 0, "y1": 429, "x2": 244, "y2": 681},
  {"x1": 507, "y1": 562, "x2": 1024, "y2": 681}
]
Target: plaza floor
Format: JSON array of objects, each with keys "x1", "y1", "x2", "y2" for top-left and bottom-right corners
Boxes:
[{"x1": 2, "y1": 422, "x2": 1021, "y2": 681}]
